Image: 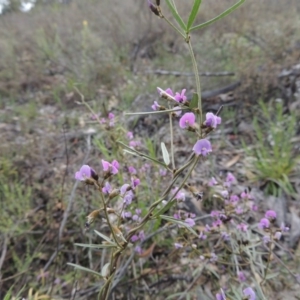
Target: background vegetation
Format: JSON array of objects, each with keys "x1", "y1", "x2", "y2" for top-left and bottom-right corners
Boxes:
[{"x1": 0, "y1": 0, "x2": 300, "y2": 299}]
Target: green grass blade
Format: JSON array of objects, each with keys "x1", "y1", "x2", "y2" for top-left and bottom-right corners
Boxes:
[
  {"x1": 165, "y1": 0, "x2": 187, "y2": 31},
  {"x1": 94, "y1": 230, "x2": 116, "y2": 245},
  {"x1": 191, "y1": 0, "x2": 245, "y2": 31},
  {"x1": 67, "y1": 262, "x2": 103, "y2": 277},
  {"x1": 187, "y1": 0, "x2": 202, "y2": 31}
]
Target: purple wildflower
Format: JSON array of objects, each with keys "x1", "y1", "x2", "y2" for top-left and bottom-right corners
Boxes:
[
  {"x1": 120, "y1": 184, "x2": 130, "y2": 195},
  {"x1": 157, "y1": 87, "x2": 175, "y2": 100},
  {"x1": 123, "y1": 190, "x2": 134, "y2": 206},
  {"x1": 174, "y1": 243, "x2": 183, "y2": 249},
  {"x1": 208, "y1": 177, "x2": 218, "y2": 186},
  {"x1": 210, "y1": 252, "x2": 218, "y2": 262},
  {"x1": 224, "y1": 172, "x2": 236, "y2": 187},
  {"x1": 102, "y1": 182, "x2": 112, "y2": 194},
  {"x1": 127, "y1": 131, "x2": 133, "y2": 139},
  {"x1": 204, "y1": 112, "x2": 221, "y2": 128},
  {"x1": 135, "y1": 246, "x2": 142, "y2": 254},
  {"x1": 274, "y1": 231, "x2": 282, "y2": 240},
  {"x1": 129, "y1": 140, "x2": 141, "y2": 149},
  {"x1": 128, "y1": 166, "x2": 137, "y2": 174},
  {"x1": 230, "y1": 195, "x2": 239, "y2": 202},
  {"x1": 151, "y1": 101, "x2": 160, "y2": 111},
  {"x1": 263, "y1": 235, "x2": 270, "y2": 244},
  {"x1": 237, "y1": 223, "x2": 248, "y2": 232},
  {"x1": 139, "y1": 230, "x2": 145, "y2": 241},
  {"x1": 159, "y1": 168, "x2": 167, "y2": 176},
  {"x1": 131, "y1": 235, "x2": 139, "y2": 242},
  {"x1": 265, "y1": 210, "x2": 277, "y2": 220},
  {"x1": 235, "y1": 207, "x2": 243, "y2": 214},
  {"x1": 216, "y1": 288, "x2": 226, "y2": 300},
  {"x1": 135, "y1": 209, "x2": 142, "y2": 215},
  {"x1": 280, "y1": 222, "x2": 289, "y2": 232},
  {"x1": 122, "y1": 211, "x2": 132, "y2": 218},
  {"x1": 75, "y1": 165, "x2": 97, "y2": 182},
  {"x1": 237, "y1": 271, "x2": 246, "y2": 282},
  {"x1": 221, "y1": 190, "x2": 229, "y2": 198},
  {"x1": 131, "y1": 177, "x2": 140, "y2": 189},
  {"x1": 193, "y1": 139, "x2": 212, "y2": 156},
  {"x1": 185, "y1": 218, "x2": 195, "y2": 227},
  {"x1": 258, "y1": 218, "x2": 270, "y2": 229},
  {"x1": 243, "y1": 287, "x2": 256, "y2": 300},
  {"x1": 199, "y1": 231, "x2": 207, "y2": 240},
  {"x1": 172, "y1": 187, "x2": 186, "y2": 202},
  {"x1": 102, "y1": 159, "x2": 119, "y2": 175},
  {"x1": 174, "y1": 89, "x2": 187, "y2": 103},
  {"x1": 221, "y1": 231, "x2": 230, "y2": 241},
  {"x1": 179, "y1": 112, "x2": 195, "y2": 129}
]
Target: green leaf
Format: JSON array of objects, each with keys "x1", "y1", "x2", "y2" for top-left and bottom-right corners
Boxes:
[
  {"x1": 94, "y1": 230, "x2": 116, "y2": 245},
  {"x1": 160, "y1": 215, "x2": 198, "y2": 237},
  {"x1": 190, "y1": 0, "x2": 245, "y2": 31},
  {"x1": 187, "y1": 0, "x2": 202, "y2": 31},
  {"x1": 161, "y1": 142, "x2": 170, "y2": 166},
  {"x1": 75, "y1": 243, "x2": 117, "y2": 249},
  {"x1": 165, "y1": 0, "x2": 187, "y2": 31},
  {"x1": 189, "y1": 93, "x2": 198, "y2": 109},
  {"x1": 67, "y1": 262, "x2": 102, "y2": 277},
  {"x1": 265, "y1": 272, "x2": 279, "y2": 280},
  {"x1": 152, "y1": 199, "x2": 176, "y2": 218}
]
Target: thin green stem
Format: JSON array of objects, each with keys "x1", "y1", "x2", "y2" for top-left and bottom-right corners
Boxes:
[
  {"x1": 187, "y1": 38, "x2": 202, "y2": 137},
  {"x1": 169, "y1": 109, "x2": 175, "y2": 170}
]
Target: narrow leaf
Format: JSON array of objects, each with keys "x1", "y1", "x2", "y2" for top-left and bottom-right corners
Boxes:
[
  {"x1": 75, "y1": 243, "x2": 116, "y2": 249},
  {"x1": 165, "y1": 0, "x2": 187, "y2": 31},
  {"x1": 67, "y1": 263, "x2": 102, "y2": 277},
  {"x1": 187, "y1": 0, "x2": 202, "y2": 31},
  {"x1": 94, "y1": 230, "x2": 116, "y2": 245},
  {"x1": 191, "y1": 0, "x2": 245, "y2": 31},
  {"x1": 161, "y1": 142, "x2": 170, "y2": 166},
  {"x1": 160, "y1": 215, "x2": 198, "y2": 236}
]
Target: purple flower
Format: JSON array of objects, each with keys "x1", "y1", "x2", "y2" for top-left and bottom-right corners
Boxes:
[
  {"x1": 216, "y1": 288, "x2": 226, "y2": 300},
  {"x1": 263, "y1": 235, "x2": 270, "y2": 244},
  {"x1": 135, "y1": 246, "x2": 142, "y2": 254},
  {"x1": 157, "y1": 87, "x2": 175, "y2": 100},
  {"x1": 179, "y1": 112, "x2": 195, "y2": 129},
  {"x1": 221, "y1": 190, "x2": 229, "y2": 198},
  {"x1": 237, "y1": 223, "x2": 248, "y2": 232},
  {"x1": 132, "y1": 215, "x2": 140, "y2": 221},
  {"x1": 280, "y1": 222, "x2": 289, "y2": 232},
  {"x1": 108, "y1": 112, "x2": 114, "y2": 120},
  {"x1": 129, "y1": 140, "x2": 141, "y2": 149},
  {"x1": 102, "y1": 182, "x2": 112, "y2": 194},
  {"x1": 193, "y1": 139, "x2": 212, "y2": 156},
  {"x1": 120, "y1": 184, "x2": 130, "y2": 195},
  {"x1": 212, "y1": 219, "x2": 222, "y2": 227},
  {"x1": 135, "y1": 209, "x2": 142, "y2": 215},
  {"x1": 221, "y1": 231, "x2": 230, "y2": 241},
  {"x1": 75, "y1": 165, "x2": 97, "y2": 182},
  {"x1": 208, "y1": 177, "x2": 218, "y2": 186},
  {"x1": 235, "y1": 207, "x2": 243, "y2": 214},
  {"x1": 127, "y1": 131, "x2": 133, "y2": 139},
  {"x1": 128, "y1": 166, "x2": 137, "y2": 174},
  {"x1": 237, "y1": 271, "x2": 246, "y2": 282},
  {"x1": 211, "y1": 210, "x2": 220, "y2": 218},
  {"x1": 274, "y1": 231, "x2": 282, "y2": 240},
  {"x1": 108, "y1": 113, "x2": 115, "y2": 127},
  {"x1": 159, "y1": 168, "x2": 167, "y2": 176},
  {"x1": 139, "y1": 230, "x2": 145, "y2": 241},
  {"x1": 151, "y1": 101, "x2": 160, "y2": 111},
  {"x1": 210, "y1": 252, "x2": 218, "y2": 262},
  {"x1": 258, "y1": 218, "x2": 270, "y2": 229},
  {"x1": 122, "y1": 211, "x2": 132, "y2": 218},
  {"x1": 102, "y1": 159, "x2": 119, "y2": 175},
  {"x1": 173, "y1": 106, "x2": 182, "y2": 116},
  {"x1": 172, "y1": 187, "x2": 186, "y2": 202},
  {"x1": 224, "y1": 172, "x2": 236, "y2": 187},
  {"x1": 174, "y1": 89, "x2": 187, "y2": 103},
  {"x1": 265, "y1": 210, "x2": 276, "y2": 220},
  {"x1": 174, "y1": 243, "x2": 183, "y2": 249},
  {"x1": 243, "y1": 287, "x2": 256, "y2": 300},
  {"x1": 185, "y1": 218, "x2": 195, "y2": 227},
  {"x1": 123, "y1": 191, "x2": 134, "y2": 206},
  {"x1": 131, "y1": 235, "x2": 139, "y2": 242},
  {"x1": 131, "y1": 177, "x2": 140, "y2": 189},
  {"x1": 230, "y1": 195, "x2": 239, "y2": 202},
  {"x1": 204, "y1": 112, "x2": 221, "y2": 128},
  {"x1": 199, "y1": 231, "x2": 207, "y2": 240}
]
